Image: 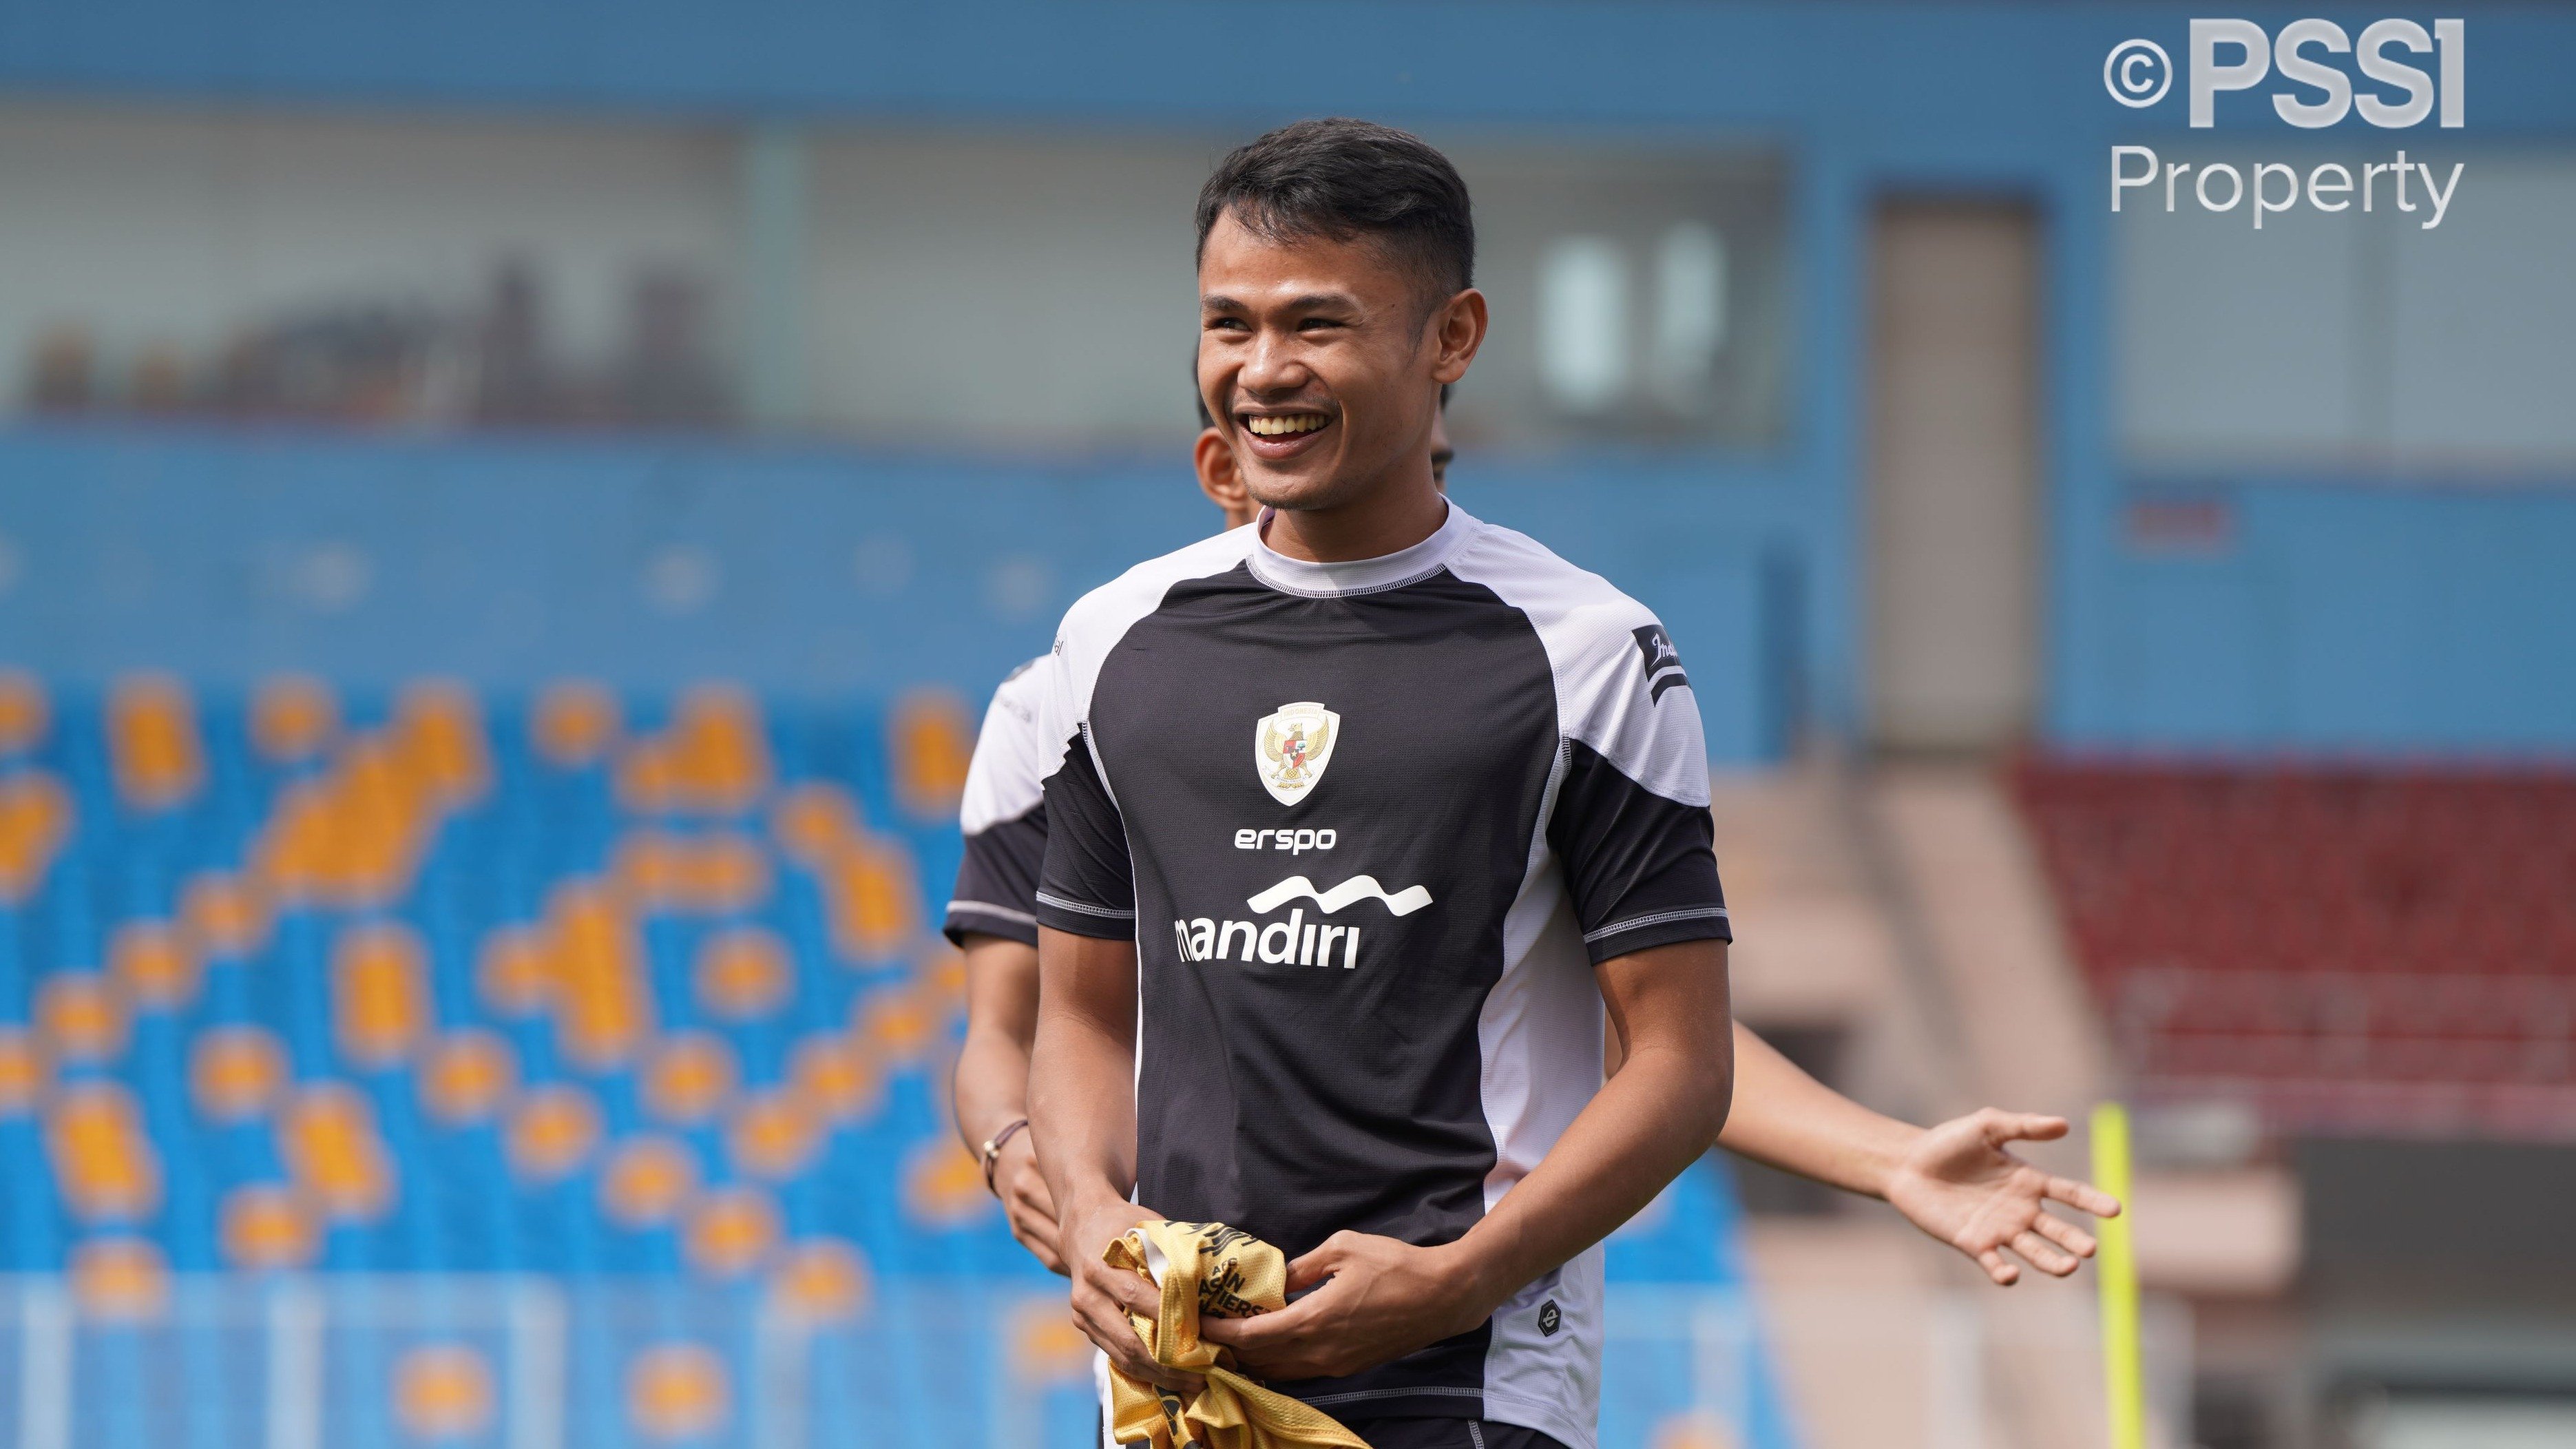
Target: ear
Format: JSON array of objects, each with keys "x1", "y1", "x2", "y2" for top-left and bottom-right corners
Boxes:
[
  {"x1": 1427, "y1": 287, "x2": 1488, "y2": 387},
  {"x1": 1194, "y1": 428, "x2": 1254, "y2": 526}
]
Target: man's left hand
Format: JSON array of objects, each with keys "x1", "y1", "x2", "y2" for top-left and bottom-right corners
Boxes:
[
  {"x1": 1198, "y1": 1231, "x2": 1492, "y2": 1381},
  {"x1": 1884, "y1": 1109, "x2": 2123, "y2": 1286}
]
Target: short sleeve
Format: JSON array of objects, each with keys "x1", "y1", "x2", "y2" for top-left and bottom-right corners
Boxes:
[
  {"x1": 1034, "y1": 731, "x2": 1136, "y2": 939},
  {"x1": 945, "y1": 656, "x2": 1066, "y2": 948},
  {"x1": 943, "y1": 805, "x2": 1046, "y2": 947},
  {"x1": 1546, "y1": 621, "x2": 1729, "y2": 964}
]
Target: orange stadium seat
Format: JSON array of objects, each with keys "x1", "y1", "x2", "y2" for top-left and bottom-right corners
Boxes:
[
  {"x1": 47, "y1": 1082, "x2": 162, "y2": 1222},
  {"x1": 599, "y1": 1135, "x2": 702, "y2": 1229},
  {"x1": 768, "y1": 781, "x2": 862, "y2": 866},
  {"x1": 391, "y1": 680, "x2": 492, "y2": 809},
  {"x1": 109, "y1": 921, "x2": 200, "y2": 1012},
  {"x1": 416, "y1": 1028, "x2": 518, "y2": 1126},
  {"x1": 901, "y1": 1134, "x2": 991, "y2": 1229},
  {"x1": 178, "y1": 870, "x2": 270, "y2": 959},
  {"x1": 615, "y1": 684, "x2": 772, "y2": 816},
  {"x1": 693, "y1": 926, "x2": 791, "y2": 1021},
  {"x1": 280, "y1": 1081, "x2": 397, "y2": 1222},
  {"x1": 333, "y1": 921, "x2": 430, "y2": 1069},
  {"x1": 189, "y1": 1025, "x2": 289, "y2": 1123},
  {"x1": 546, "y1": 882, "x2": 654, "y2": 1070},
  {"x1": 723, "y1": 1088, "x2": 821, "y2": 1182},
  {"x1": 611, "y1": 828, "x2": 771, "y2": 915},
  {"x1": 505, "y1": 1084, "x2": 603, "y2": 1185},
  {"x1": 107, "y1": 674, "x2": 203, "y2": 810},
  {"x1": 768, "y1": 1238, "x2": 871, "y2": 1324},
  {"x1": 0, "y1": 1025, "x2": 49, "y2": 1114},
  {"x1": 476, "y1": 924, "x2": 554, "y2": 1017},
  {"x1": 1010, "y1": 1297, "x2": 1096, "y2": 1386},
  {"x1": 682, "y1": 1186, "x2": 780, "y2": 1279},
  {"x1": 532, "y1": 679, "x2": 622, "y2": 768},
  {"x1": 0, "y1": 771, "x2": 72, "y2": 904},
  {"x1": 853, "y1": 982, "x2": 942, "y2": 1069},
  {"x1": 0, "y1": 669, "x2": 49, "y2": 755},
  {"x1": 219, "y1": 1183, "x2": 320, "y2": 1270},
  {"x1": 393, "y1": 1345, "x2": 497, "y2": 1443},
  {"x1": 815, "y1": 835, "x2": 921, "y2": 961},
  {"x1": 70, "y1": 1237, "x2": 169, "y2": 1321},
  {"x1": 787, "y1": 1032, "x2": 883, "y2": 1125},
  {"x1": 640, "y1": 1032, "x2": 739, "y2": 1127},
  {"x1": 249, "y1": 674, "x2": 339, "y2": 764},
  {"x1": 625, "y1": 1343, "x2": 731, "y2": 1442},
  {"x1": 889, "y1": 688, "x2": 974, "y2": 822},
  {"x1": 36, "y1": 974, "x2": 127, "y2": 1064}
]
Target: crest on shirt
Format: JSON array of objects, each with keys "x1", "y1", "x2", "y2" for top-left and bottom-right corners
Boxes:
[{"x1": 1255, "y1": 702, "x2": 1339, "y2": 807}]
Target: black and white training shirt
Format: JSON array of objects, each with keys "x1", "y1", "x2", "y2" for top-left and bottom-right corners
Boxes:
[
  {"x1": 943, "y1": 656, "x2": 1056, "y2": 949},
  {"x1": 1029, "y1": 503, "x2": 1728, "y2": 1449}
]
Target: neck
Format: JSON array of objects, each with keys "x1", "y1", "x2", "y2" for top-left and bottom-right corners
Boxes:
[{"x1": 1259, "y1": 472, "x2": 1448, "y2": 563}]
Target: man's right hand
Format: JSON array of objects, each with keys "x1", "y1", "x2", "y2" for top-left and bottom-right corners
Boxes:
[
  {"x1": 992, "y1": 1132, "x2": 1067, "y2": 1275},
  {"x1": 1062, "y1": 1200, "x2": 1204, "y2": 1395}
]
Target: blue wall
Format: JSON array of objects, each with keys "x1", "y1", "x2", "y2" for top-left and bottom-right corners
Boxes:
[
  {"x1": 0, "y1": 427, "x2": 1809, "y2": 760},
  {"x1": 3, "y1": 1, "x2": 2573, "y2": 755}
]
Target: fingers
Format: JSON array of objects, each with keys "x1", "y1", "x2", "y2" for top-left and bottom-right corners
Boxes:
[
  {"x1": 1200, "y1": 1294, "x2": 1310, "y2": 1351},
  {"x1": 2044, "y1": 1175, "x2": 2124, "y2": 1219},
  {"x1": 2029, "y1": 1210, "x2": 2097, "y2": 1262},
  {"x1": 1071, "y1": 1268, "x2": 1200, "y2": 1393},
  {"x1": 1007, "y1": 1210, "x2": 1068, "y2": 1275},
  {"x1": 1975, "y1": 1109, "x2": 2069, "y2": 1146},
  {"x1": 1007, "y1": 1177, "x2": 1061, "y2": 1240},
  {"x1": 1973, "y1": 1247, "x2": 2020, "y2": 1286},
  {"x1": 2007, "y1": 1227, "x2": 2080, "y2": 1277},
  {"x1": 1200, "y1": 1291, "x2": 1335, "y2": 1379},
  {"x1": 1284, "y1": 1231, "x2": 1355, "y2": 1293}
]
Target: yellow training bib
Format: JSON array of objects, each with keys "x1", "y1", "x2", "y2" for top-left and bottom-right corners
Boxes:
[{"x1": 1102, "y1": 1220, "x2": 1371, "y2": 1449}]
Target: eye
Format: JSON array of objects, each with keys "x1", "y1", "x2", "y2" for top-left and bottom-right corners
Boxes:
[{"x1": 1296, "y1": 317, "x2": 1343, "y2": 333}]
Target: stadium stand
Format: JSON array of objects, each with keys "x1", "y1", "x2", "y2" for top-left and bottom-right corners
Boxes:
[
  {"x1": 2015, "y1": 758, "x2": 2576, "y2": 1141},
  {"x1": 0, "y1": 670, "x2": 1783, "y2": 1448}
]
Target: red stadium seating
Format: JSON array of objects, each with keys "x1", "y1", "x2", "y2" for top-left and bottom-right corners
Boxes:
[{"x1": 2014, "y1": 758, "x2": 2576, "y2": 1139}]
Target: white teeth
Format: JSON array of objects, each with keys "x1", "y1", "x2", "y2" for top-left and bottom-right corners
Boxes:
[{"x1": 1247, "y1": 415, "x2": 1327, "y2": 437}]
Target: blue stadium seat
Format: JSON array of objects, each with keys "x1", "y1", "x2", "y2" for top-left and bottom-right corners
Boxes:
[{"x1": 0, "y1": 674, "x2": 1781, "y2": 1449}]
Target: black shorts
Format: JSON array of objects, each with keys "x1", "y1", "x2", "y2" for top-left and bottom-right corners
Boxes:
[{"x1": 1339, "y1": 1418, "x2": 1571, "y2": 1449}]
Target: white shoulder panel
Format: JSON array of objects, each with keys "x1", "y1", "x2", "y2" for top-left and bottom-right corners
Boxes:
[
  {"x1": 1049, "y1": 523, "x2": 1260, "y2": 726},
  {"x1": 957, "y1": 656, "x2": 1062, "y2": 837},
  {"x1": 1445, "y1": 520, "x2": 1712, "y2": 809}
]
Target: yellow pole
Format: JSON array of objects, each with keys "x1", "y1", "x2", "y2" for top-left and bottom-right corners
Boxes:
[{"x1": 2091, "y1": 1102, "x2": 2144, "y2": 1449}]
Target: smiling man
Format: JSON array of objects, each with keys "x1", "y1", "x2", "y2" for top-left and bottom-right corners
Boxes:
[
  {"x1": 947, "y1": 393, "x2": 1452, "y2": 1275},
  {"x1": 1025, "y1": 119, "x2": 1734, "y2": 1449}
]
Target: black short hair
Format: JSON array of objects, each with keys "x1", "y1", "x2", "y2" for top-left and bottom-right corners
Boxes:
[{"x1": 1195, "y1": 118, "x2": 1474, "y2": 304}]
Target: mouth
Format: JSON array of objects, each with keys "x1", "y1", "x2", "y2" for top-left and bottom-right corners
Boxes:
[{"x1": 1237, "y1": 409, "x2": 1334, "y2": 460}]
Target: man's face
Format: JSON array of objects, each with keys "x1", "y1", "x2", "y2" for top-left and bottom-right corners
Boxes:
[{"x1": 1198, "y1": 210, "x2": 1473, "y2": 513}]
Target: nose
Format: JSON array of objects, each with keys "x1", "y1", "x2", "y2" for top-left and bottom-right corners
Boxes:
[{"x1": 1237, "y1": 326, "x2": 1309, "y2": 402}]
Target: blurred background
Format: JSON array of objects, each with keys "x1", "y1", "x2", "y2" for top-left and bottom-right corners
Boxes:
[{"x1": 0, "y1": 3, "x2": 2571, "y2": 1447}]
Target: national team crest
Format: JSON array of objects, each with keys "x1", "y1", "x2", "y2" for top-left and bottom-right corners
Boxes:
[{"x1": 1255, "y1": 702, "x2": 1339, "y2": 807}]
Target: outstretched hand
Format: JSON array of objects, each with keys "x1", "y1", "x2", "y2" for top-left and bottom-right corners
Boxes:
[{"x1": 1883, "y1": 1109, "x2": 2123, "y2": 1286}]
